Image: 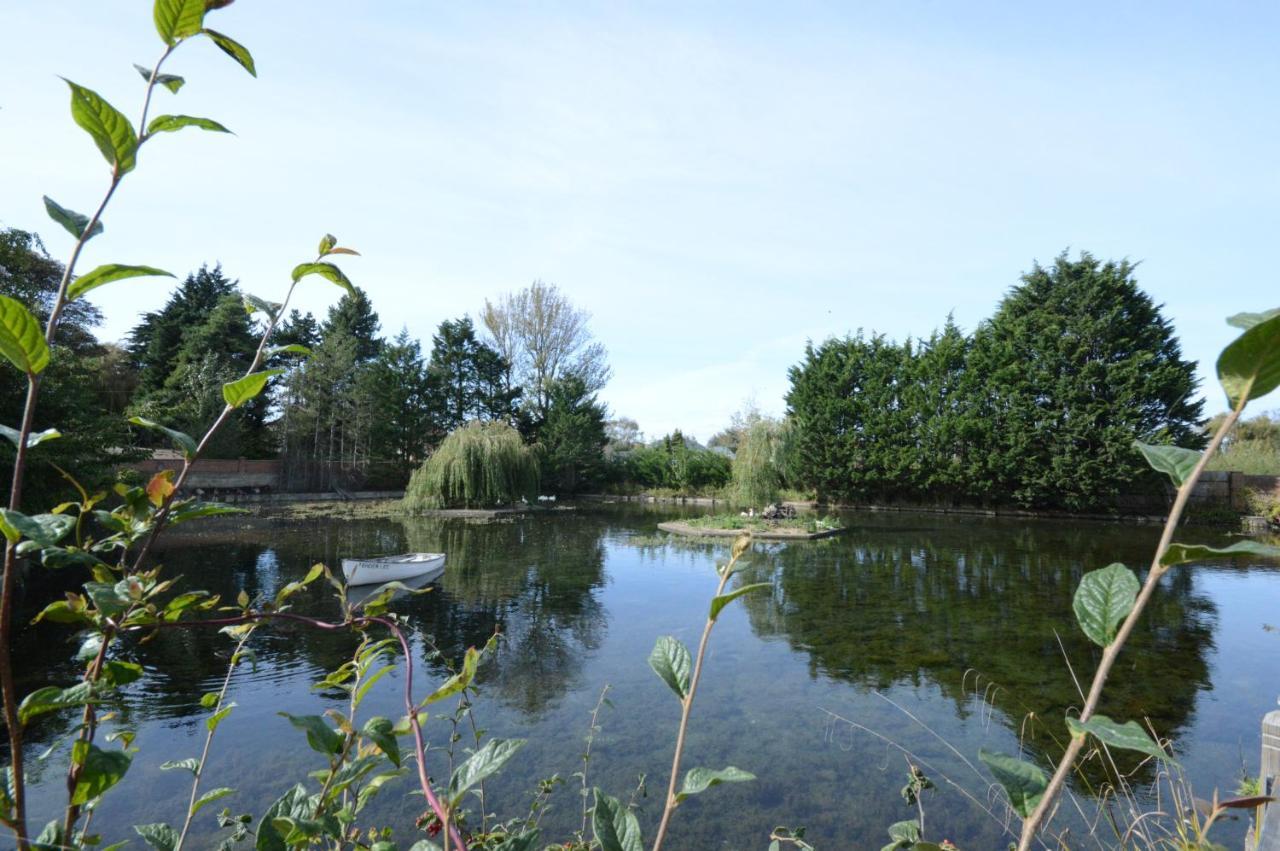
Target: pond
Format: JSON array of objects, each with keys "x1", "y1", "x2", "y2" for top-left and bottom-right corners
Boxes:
[{"x1": 10, "y1": 505, "x2": 1279, "y2": 849}]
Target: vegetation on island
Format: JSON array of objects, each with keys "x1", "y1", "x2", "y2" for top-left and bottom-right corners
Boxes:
[{"x1": 679, "y1": 513, "x2": 841, "y2": 535}]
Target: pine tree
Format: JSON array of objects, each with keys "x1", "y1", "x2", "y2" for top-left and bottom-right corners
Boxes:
[
  {"x1": 322, "y1": 287, "x2": 382, "y2": 362},
  {"x1": 128, "y1": 277, "x2": 268, "y2": 458},
  {"x1": 423, "y1": 316, "x2": 520, "y2": 437},
  {"x1": 364, "y1": 329, "x2": 432, "y2": 482},
  {"x1": 128, "y1": 264, "x2": 239, "y2": 392}
]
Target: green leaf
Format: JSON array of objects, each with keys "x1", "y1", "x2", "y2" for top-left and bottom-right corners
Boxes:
[
  {"x1": 167, "y1": 500, "x2": 246, "y2": 526},
  {"x1": 242, "y1": 293, "x2": 281, "y2": 318},
  {"x1": 43, "y1": 196, "x2": 103, "y2": 241},
  {"x1": 647, "y1": 635, "x2": 691, "y2": 701},
  {"x1": 492, "y1": 832, "x2": 541, "y2": 851},
  {"x1": 1218, "y1": 313, "x2": 1280, "y2": 408},
  {"x1": 361, "y1": 717, "x2": 400, "y2": 768},
  {"x1": 1066, "y1": 714, "x2": 1173, "y2": 762},
  {"x1": 153, "y1": 0, "x2": 206, "y2": 44},
  {"x1": 32, "y1": 599, "x2": 92, "y2": 625},
  {"x1": 675, "y1": 766, "x2": 755, "y2": 803},
  {"x1": 591, "y1": 788, "x2": 643, "y2": 851},
  {"x1": 422, "y1": 646, "x2": 480, "y2": 705},
  {"x1": 203, "y1": 29, "x2": 257, "y2": 76},
  {"x1": 709, "y1": 582, "x2": 770, "y2": 621},
  {"x1": 978, "y1": 749, "x2": 1047, "y2": 819},
  {"x1": 135, "y1": 822, "x2": 179, "y2": 851},
  {"x1": 1160, "y1": 540, "x2": 1280, "y2": 567},
  {"x1": 449, "y1": 738, "x2": 525, "y2": 805},
  {"x1": 1073, "y1": 562, "x2": 1139, "y2": 647},
  {"x1": 146, "y1": 114, "x2": 232, "y2": 136},
  {"x1": 291, "y1": 262, "x2": 356, "y2": 297},
  {"x1": 63, "y1": 79, "x2": 138, "y2": 174},
  {"x1": 101, "y1": 660, "x2": 145, "y2": 687},
  {"x1": 222, "y1": 369, "x2": 283, "y2": 408},
  {"x1": 19, "y1": 682, "x2": 94, "y2": 724},
  {"x1": 0, "y1": 294, "x2": 51, "y2": 374},
  {"x1": 0, "y1": 510, "x2": 74, "y2": 548},
  {"x1": 882, "y1": 819, "x2": 921, "y2": 850},
  {"x1": 255, "y1": 784, "x2": 311, "y2": 851},
  {"x1": 160, "y1": 758, "x2": 200, "y2": 774},
  {"x1": 206, "y1": 702, "x2": 236, "y2": 732},
  {"x1": 133, "y1": 63, "x2": 185, "y2": 93},
  {"x1": 268, "y1": 343, "x2": 311, "y2": 357},
  {"x1": 280, "y1": 712, "x2": 343, "y2": 755},
  {"x1": 128, "y1": 415, "x2": 197, "y2": 458},
  {"x1": 318, "y1": 234, "x2": 336, "y2": 255},
  {"x1": 1226, "y1": 307, "x2": 1280, "y2": 330},
  {"x1": 67, "y1": 264, "x2": 173, "y2": 302},
  {"x1": 0, "y1": 425, "x2": 61, "y2": 449},
  {"x1": 1133, "y1": 441, "x2": 1201, "y2": 488},
  {"x1": 83, "y1": 581, "x2": 130, "y2": 617},
  {"x1": 192, "y1": 787, "x2": 235, "y2": 814},
  {"x1": 71, "y1": 745, "x2": 131, "y2": 805}
]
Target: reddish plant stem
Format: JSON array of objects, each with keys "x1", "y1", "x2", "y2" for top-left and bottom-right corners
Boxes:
[
  {"x1": 129, "y1": 611, "x2": 468, "y2": 849},
  {"x1": 0, "y1": 42, "x2": 175, "y2": 848}
]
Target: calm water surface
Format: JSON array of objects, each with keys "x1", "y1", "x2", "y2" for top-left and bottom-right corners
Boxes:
[{"x1": 11, "y1": 505, "x2": 1279, "y2": 849}]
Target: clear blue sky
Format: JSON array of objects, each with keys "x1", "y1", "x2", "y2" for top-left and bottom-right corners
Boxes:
[{"x1": 2, "y1": 1, "x2": 1277, "y2": 441}]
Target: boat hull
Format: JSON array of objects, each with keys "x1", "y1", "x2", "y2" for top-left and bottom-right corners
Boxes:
[{"x1": 342, "y1": 553, "x2": 446, "y2": 586}]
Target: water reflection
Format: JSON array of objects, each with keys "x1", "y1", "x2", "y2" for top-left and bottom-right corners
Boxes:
[
  {"x1": 7, "y1": 507, "x2": 1273, "y2": 849},
  {"x1": 731, "y1": 515, "x2": 1218, "y2": 779}
]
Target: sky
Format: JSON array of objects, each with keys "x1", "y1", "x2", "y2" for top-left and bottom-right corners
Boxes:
[{"x1": 2, "y1": 1, "x2": 1278, "y2": 442}]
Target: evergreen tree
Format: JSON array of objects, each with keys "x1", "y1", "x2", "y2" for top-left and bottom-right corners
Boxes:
[
  {"x1": 784, "y1": 332, "x2": 915, "y2": 503},
  {"x1": 322, "y1": 287, "x2": 382, "y2": 362},
  {"x1": 423, "y1": 316, "x2": 520, "y2": 437},
  {"x1": 965, "y1": 251, "x2": 1204, "y2": 510},
  {"x1": 364, "y1": 329, "x2": 432, "y2": 482},
  {"x1": 540, "y1": 376, "x2": 608, "y2": 495},
  {"x1": 128, "y1": 264, "x2": 238, "y2": 392},
  {"x1": 906, "y1": 316, "x2": 976, "y2": 501},
  {"x1": 128, "y1": 274, "x2": 268, "y2": 458}
]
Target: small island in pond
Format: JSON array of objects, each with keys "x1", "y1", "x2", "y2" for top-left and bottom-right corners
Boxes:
[{"x1": 659, "y1": 508, "x2": 845, "y2": 541}]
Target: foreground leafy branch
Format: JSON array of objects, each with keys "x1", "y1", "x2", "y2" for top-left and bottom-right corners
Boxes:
[{"x1": 977, "y1": 308, "x2": 1280, "y2": 850}]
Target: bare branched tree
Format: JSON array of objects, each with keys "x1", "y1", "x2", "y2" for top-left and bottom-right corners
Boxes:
[{"x1": 481, "y1": 279, "x2": 611, "y2": 419}]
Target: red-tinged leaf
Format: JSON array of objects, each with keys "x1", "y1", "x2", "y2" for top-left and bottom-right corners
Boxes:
[{"x1": 146, "y1": 470, "x2": 176, "y2": 507}]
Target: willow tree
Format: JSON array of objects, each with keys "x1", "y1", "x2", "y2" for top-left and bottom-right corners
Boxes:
[
  {"x1": 402, "y1": 421, "x2": 539, "y2": 510},
  {"x1": 729, "y1": 419, "x2": 785, "y2": 507}
]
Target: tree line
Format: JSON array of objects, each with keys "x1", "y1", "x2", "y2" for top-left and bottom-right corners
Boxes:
[
  {"x1": 0, "y1": 228, "x2": 618, "y2": 500},
  {"x1": 785, "y1": 252, "x2": 1205, "y2": 511},
  {"x1": 2, "y1": 228, "x2": 1214, "y2": 512}
]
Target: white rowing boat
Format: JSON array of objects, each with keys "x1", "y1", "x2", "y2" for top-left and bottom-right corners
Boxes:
[
  {"x1": 342, "y1": 552, "x2": 446, "y2": 586},
  {"x1": 345, "y1": 568, "x2": 440, "y2": 607}
]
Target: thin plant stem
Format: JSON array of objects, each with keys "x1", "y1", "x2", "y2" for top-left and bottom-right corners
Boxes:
[
  {"x1": 0, "y1": 42, "x2": 174, "y2": 847},
  {"x1": 174, "y1": 627, "x2": 256, "y2": 851},
  {"x1": 649, "y1": 541, "x2": 746, "y2": 851},
  {"x1": 1015, "y1": 402, "x2": 1245, "y2": 849},
  {"x1": 579, "y1": 684, "x2": 611, "y2": 839},
  {"x1": 130, "y1": 611, "x2": 468, "y2": 850}
]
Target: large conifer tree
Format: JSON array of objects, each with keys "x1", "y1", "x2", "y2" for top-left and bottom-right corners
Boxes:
[{"x1": 965, "y1": 251, "x2": 1203, "y2": 510}]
